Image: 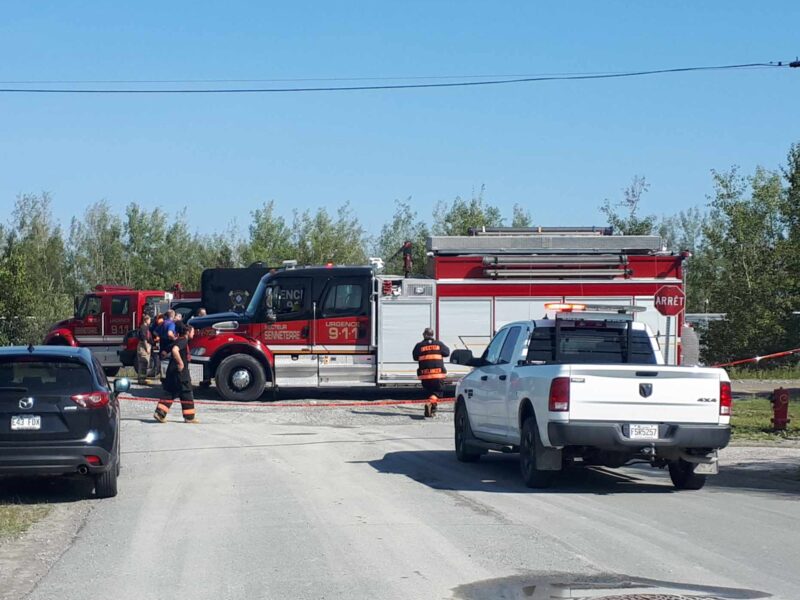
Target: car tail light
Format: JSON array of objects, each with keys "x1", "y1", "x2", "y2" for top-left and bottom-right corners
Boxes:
[
  {"x1": 719, "y1": 381, "x2": 732, "y2": 416},
  {"x1": 71, "y1": 392, "x2": 110, "y2": 409},
  {"x1": 549, "y1": 377, "x2": 570, "y2": 412},
  {"x1": 86, "y1": 455, "x2": 102, "y2": 465}
]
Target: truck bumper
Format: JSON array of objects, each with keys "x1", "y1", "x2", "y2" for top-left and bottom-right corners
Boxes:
[{"x1": 547, "y1": 421, "x2": 731, "y2": 450}]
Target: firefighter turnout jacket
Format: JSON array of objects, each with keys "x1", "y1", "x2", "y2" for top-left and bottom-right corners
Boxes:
[{"x1": 412, "y1": 338, "x2": 451, "y2": 381}]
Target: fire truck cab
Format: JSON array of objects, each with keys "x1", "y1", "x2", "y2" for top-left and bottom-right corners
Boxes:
[{"x1": 190, "y1": 228, "x2": 687, "y2": 402}]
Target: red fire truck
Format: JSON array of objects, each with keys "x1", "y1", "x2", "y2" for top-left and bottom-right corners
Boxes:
[
  {"x1": 43, "y1": 286, "x2": 175, "y2": 375},
  {"x1": 189, "y1": 228, "x2": 687, "y2": 401}
]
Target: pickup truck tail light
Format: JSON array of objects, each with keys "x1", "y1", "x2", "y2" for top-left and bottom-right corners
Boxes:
[
  {"x1": 548, "y1": 377, "x2": 570, "y2": 412},
  {"x1": 719, "y1": 381, "x2": 732, "y2": 416}
]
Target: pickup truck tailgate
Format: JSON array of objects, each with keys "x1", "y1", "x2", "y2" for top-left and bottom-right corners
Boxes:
[{"x1": 567, "y1": 366, "x2": 723, "y2": 424}]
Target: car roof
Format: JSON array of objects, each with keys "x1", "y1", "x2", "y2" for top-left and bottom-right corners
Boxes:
[{"x1": 0, "y1": 345, "x2": 93, "y2": 361}]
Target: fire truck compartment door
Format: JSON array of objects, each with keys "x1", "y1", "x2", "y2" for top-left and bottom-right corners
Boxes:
[
  {"x1": 494, "y1": 298, "x2": 560, "y2": 329},
  {"x1": 438, "y1": 298, "x2": 493, "y2": 378},
  {"x1": 378, "y1": 300, "x2": 435, "y2": 384},
  {"x1": 274, "y1": 354, "x2": 319, "y2": 387},
  {"x1": 318, "y1": 354, "x2": 376, "y2": 387}
]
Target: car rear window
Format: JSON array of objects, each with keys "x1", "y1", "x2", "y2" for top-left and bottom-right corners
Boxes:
[
  {"x1": 527, "y1": 325, "x2": 657, "y2": 365},
  {"x1": 0, "y1": 357, "x2": 94, "y2": 395}
]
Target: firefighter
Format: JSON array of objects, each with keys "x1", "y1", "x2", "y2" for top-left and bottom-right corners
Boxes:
[
  {"x1": 135, "y1": 314, "x2": 153, "y2": 385},
  {"x1": 154, "y1": 322, "x2": 198, "y2": 423},
  {"x1": 412, "y1": 328, "x2": 450, "y2": 417}
]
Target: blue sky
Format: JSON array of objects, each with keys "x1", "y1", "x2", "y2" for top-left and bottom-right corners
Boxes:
[{"x1": 0, "y1": 2, "x2": 798, "y2": 239}]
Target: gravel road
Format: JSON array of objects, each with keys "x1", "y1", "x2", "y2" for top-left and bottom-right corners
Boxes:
[{"x1": 5, "y1": 387, "x2": 800, "y2": 600}]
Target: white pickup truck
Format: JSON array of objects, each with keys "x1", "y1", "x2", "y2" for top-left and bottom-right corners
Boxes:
[{"x1": 450, "y1": 305, "x2": 732, "y2": 490}]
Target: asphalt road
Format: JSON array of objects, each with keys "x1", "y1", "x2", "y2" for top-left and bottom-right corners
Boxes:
[{"x1": 11, "y1": 389, "x2": 800, "y2": 600}]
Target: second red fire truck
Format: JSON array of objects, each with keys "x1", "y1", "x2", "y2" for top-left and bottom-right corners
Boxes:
[{"x1": 188, "y1": 228, "x2": 688, "y2": 401}]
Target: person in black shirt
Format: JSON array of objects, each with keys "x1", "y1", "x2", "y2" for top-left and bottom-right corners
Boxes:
[
  {"x1": 154, "y1": 322, "x2": 198, "y2": 423},
  {"x1": 412, "y1": 328, "x2": 450, "y2": 418}
]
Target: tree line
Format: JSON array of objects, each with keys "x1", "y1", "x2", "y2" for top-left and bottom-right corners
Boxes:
[{"x1": 1, "y1": 142, "x2": 799, "y2": 367}]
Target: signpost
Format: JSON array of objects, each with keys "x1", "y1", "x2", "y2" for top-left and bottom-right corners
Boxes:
[{"x1": 654, "y1": 285, "x2": 686, "y2": 364}]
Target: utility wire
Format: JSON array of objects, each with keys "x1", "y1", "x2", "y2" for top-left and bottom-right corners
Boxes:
[{"x1": 0, "y1": 61, "x2": 795, "y2": 94}]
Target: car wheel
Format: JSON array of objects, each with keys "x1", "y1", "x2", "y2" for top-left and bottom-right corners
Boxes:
[
  {"x1": 519, "y1": 417, "x2": 554, "y2": 489},
  {"x1": 216, "y1": 355, "x2": 266, "y2": 402},
  {"x1": 668, "y1": 459, "x2": 707, "y2": 490},
  {"x1": 94, "y1": 466, "x2": 118, "y2": 498},
  {"x1": 454, "y1": 401, "x2": 481, "y2": 463}
]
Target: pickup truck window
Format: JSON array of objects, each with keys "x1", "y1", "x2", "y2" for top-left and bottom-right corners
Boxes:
[
  {"x1": 498, "y1": 326, "x2": 523, "y2": 364},
  {"x1": 484, "y1": 328, "x2": 510, "y2": 365},
  {"x1": 527, "y1": 325, "x2": 657, "y2": 365}
]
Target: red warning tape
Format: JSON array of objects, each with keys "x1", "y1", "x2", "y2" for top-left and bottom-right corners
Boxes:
[
  {"x1": 713, "y1": 347, "x2": 800, "y2": 368},
  {"x1": 119, "y1": 394, "x2": 455, "y2": 409}
]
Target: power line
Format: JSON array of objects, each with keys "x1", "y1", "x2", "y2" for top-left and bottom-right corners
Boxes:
[{"x1": 0, "y1": 61, "x2": 795, "y2": 94}]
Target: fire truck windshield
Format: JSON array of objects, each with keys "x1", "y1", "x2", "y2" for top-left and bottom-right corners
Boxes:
[
  {"x1": 245, "y1": 276, "x2": 273, "y2": 318},
  {"x1": 75, "y1": 295, "x2": 101, "y2": 319}
]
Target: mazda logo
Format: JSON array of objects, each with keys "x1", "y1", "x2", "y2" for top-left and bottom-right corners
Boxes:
[
  {"x1": 639, "y1": 384, "x2": 653, "y2": 398},
  {"x1": 19, "y1": 397, "x2": 35, "y2": 410}
]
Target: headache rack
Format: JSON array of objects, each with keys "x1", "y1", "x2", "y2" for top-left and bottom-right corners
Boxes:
[{"x1": 548, "y1": 303, "x2": 647, "y2": 363}]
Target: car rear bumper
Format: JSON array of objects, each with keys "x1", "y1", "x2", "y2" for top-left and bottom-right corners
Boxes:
[
  {"x1": 0, "y1": 444, "x2": 115, "y2": 475},
  {"x1": 547, "y1": 421, "x2": 731, "y2": 450}
]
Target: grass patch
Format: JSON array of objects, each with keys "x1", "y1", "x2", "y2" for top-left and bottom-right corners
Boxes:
[
  {"x1": 0, "y1": 504, "x2": 51, "y2": 539},
  {"x1": 731, "y1": 396, "x2": 800, "y2": 441},
  {"x1": 727, "y1": 365, "x2": 800, "y2": 380}
]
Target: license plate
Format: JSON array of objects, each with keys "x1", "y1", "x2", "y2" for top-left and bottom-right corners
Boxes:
[
  {"x1": 11, "y1": 415, "x2": 41, "y2": 431},
  {"x1": 629, "y1": 424, "x2": 659, "y2": 440}
]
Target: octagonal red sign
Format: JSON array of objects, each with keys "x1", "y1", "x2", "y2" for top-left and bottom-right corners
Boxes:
[{"x1": 654, "y1": 285, "x2": 685, "y2": 316}]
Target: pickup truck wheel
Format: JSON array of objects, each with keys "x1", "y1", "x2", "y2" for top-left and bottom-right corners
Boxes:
[
  {"x1": 520, "y1": 417, "x2": 553, "y2": 489},
  {"x1": 668, "y1": 459, "x2": 707, "y2": 490},
  {"x1": 454, "y1": 402, "x2": 481, "y2": 463},
  {"x1": 216, "y1": 355, "x2": 266, "y2": 402}
]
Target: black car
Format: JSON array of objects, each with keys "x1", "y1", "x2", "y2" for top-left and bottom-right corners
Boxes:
[{"x1": 0, "y1": 346, "x2": 127, "y2": 498}]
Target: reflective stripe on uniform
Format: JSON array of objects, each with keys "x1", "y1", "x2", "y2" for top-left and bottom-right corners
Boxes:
[
  {"x1": 419, "y1": 373, "x2": 447, "y2": 380},
  {"x1": 419, "y1": 354, "x2": 443, "y2": 361}
]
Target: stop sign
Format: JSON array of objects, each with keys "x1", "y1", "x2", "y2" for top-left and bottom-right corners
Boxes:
[{"x1": 654, "y1": 285, "x2": 685, "y2": 316}]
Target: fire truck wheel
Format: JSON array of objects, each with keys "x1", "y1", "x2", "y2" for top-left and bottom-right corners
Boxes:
[
  {"x1": 103, "y1": 367, "x2": 120, "y2": 377},
  {"x1": 454, "y1": 401, "x2": 481, "y2": 463},
  {"x1": 520, "y1": 417, "x2": 554, "y2": 489},
  {"x1": 216, "y1": 355, "x2": 266, "y2": 402},
  {"x1": 668, "y1": 459, "x2": 707, "y2": 490}
]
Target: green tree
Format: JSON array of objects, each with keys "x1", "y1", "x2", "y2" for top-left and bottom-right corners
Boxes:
[
  {"x1": 700, "y1": 167, "x2": 789, "y2": 364},
  {"x1": 600, "y1": 176, "x2": 657, "y2": 235},
  {"x1": 373, "y1": 199, "x2": 430, "y2": 275},
  {"x1": 292, "y1": 203, "x2": 367, "y2": 265},
  {"x1": 242, "y1": 201, "x2": 294, "y2": 266},
  {"x1": 432, "y1": 186, "x2": 504, "y2": 235},
  {"x1": 511, "y1": 203, "x2": 533, "y2": 227},
  {"x1": 68, "y1": 201, "x2": 128, "y2": 288},
  {"x1": 0, "y1": 193, "x2": 73, "y2": 343}
]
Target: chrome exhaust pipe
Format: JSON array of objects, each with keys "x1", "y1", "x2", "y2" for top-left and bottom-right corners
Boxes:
[{"x1": 77, "y1": 465, "x2": 89, "y2": 475}]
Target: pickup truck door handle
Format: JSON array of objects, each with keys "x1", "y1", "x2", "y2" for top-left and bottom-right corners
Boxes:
[
  {"x1": 499, "y1": 375, "x2": 507, "y2": 381},
  {"x1": 480, "y1": 375, "x2": 488, "y2": 381}
]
